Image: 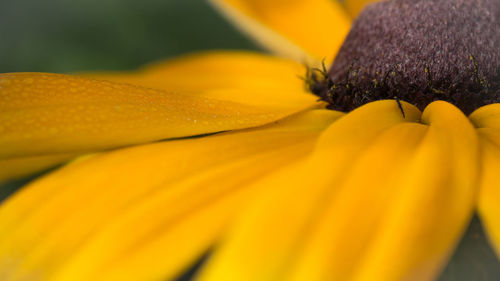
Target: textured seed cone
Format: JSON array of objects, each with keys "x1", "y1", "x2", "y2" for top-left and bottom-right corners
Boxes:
[{"x1": 326, "y1": 0, "x2": 499, "y2": 114}]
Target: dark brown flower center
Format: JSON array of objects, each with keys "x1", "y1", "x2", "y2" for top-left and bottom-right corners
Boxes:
[{"x1": 309, "y1": 0, "x2": 499, "y2": 115}]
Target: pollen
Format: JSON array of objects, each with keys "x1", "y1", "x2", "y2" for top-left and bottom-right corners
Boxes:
[{"x1": 312, "y1": 0, "x2": 499, "y2": 114}]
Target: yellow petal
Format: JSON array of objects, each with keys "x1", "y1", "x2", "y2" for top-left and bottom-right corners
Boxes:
[
  {"x1": 0, "y1": 72, "x2": 317, "y2": 158},
  {"x1": 198, "y1": 100, "x2": 422, "y2": 281},
  {"x1": 469, "y1": 103, "x2": 500, "y2": 253},
  {"x1": 82, "y1": 51, "x2": 307, "y2": 95},
  {"x1": 469, "y1": 103, "x2": 500, "y2": 129},
  {"x1": 208, "y1": 0, "x2": 351, "y2": 64},
  {"x1": 81, "y1": 51, "x2": 317, "y2": 109},
  {"x1": 347, "y1": 101, "x2": 479, "y2": 281},
  {"x1": 0, "y1": 109, "x2": 343, "y2": 281},
  {"x1": 344, "y1": 0, "x2": 380, "y2": 19},
  {"x1": 0, "y1": 153, "x2": 77, "y2": 183},
  {"x1": 199, "y1": 101, "x2": 478, "y2": 281},
  {"x1": 476, "y1": 128, "x2": 500, "y2": 258},
  {"x1": 288, "y1": 122, "x2": 428, "y2": 281}
]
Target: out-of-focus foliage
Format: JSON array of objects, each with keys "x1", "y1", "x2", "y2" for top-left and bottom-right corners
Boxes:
[{"x1": 0, "y1": 0, "x2": 258, "y2": 73}]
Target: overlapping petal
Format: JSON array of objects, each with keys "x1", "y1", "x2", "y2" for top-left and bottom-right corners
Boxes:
[
  {"x1": 198, "y1": 101, "x2": 479, "y2": 281},
  {"x1": 81, "y1": 51, "x2": 307, "y2": 95},
  {"x1": 476, "y1": 129, "x2": 500, "y2": 259},
  {"x1": 0, "y1": 72, "x2": 317, "y2": 159},
  {"x1": 0, "y1": 153, "x2": 78, "y2": 183},
  {"x1": 81, "y1": 51, "x2": 317, "y2": 109},
  {"x1": 470, "y1": 104, "x2": 500, "y2": 258},
  {"x1": 198, "y1": 100, "x2": 420, "y2": 281},
  {"x1": 208, "y1": 0, "x2": 351, "y2": 64},
  {"x1": 346, "y1": 102, "x2": 479, "y2": 281},
  {"x1": 469, "y1": 104, "x2": 500, "y2": 129},
  {"x1": 0, "y1": 109, "x2": 343, "y2": 281}
]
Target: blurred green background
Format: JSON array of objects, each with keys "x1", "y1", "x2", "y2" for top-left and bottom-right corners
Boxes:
[
  {"x1": 0, "y1": 0, "x2": 259, "y2": 73},
  {"x1": 0, "y1": 0, "x2": 499, "y2": 280}
]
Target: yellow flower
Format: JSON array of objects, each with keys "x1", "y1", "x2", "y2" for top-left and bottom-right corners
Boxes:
[{"x1": 0, "y1": 0, "x2": 499, "y2": 281}]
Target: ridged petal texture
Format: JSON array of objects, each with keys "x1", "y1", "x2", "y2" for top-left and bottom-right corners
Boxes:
[
  {"x1": 0, "y1": 109, "x2": 343, "y2": 281},
  {"x1": 470, "y1": 104, "x2": 500, "y2": 258},
  {"x1": 0, "y1": 67, "x2": 317, "y2": 182},
  {"x1": 199, "y1": 101, "x2": 479, "y2": 281},
  {"x1": 208, "y1": 0, "x2": 350, "y2": 64}
]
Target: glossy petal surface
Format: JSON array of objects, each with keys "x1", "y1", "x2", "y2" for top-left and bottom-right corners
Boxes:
[{"x1": 0, "y1": 72, "x2": 317, "y2": 158}]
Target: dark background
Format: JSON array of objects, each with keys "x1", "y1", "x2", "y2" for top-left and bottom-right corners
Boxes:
[{"x1": 0, "y1": 0, "x2": 499, "y2": 280}]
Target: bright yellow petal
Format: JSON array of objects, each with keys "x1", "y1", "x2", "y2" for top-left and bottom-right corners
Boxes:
[
  {"x1": 198, "y1": 100, "x2": 422, "y2": 281},
  {"x1": 287, "y1": 122, "x2": 428, "y2": 281},
  {"x1": 476, "y1": 129, "x2": 500, "y2": 259},
  {"x1": 344, "y1": 0, "x2": 380, "y2": 19},
  {"x1": 0, "y1": 72, "x2": 317, "y2": 158},
  {"x1": 468, "y1": 104, "x2": 500, "y2": 256},
  {"x1": 0, "y1": 153, "x2": 77, "y2": 183},
  {"x1": 208, "y1": 0, "x2": 351, "y2": 64},
  {"x1": 0, "y1": 109, "x2": 343, "y2": 281},
  {"x1": 348, "y1": 101, "x2": 479, "y2": 281},
  {"x1": 469, "y1": 103, "x2": 500, "y2": 129},
  {"x1": 81, "y1": 51, "x2": 307, "y2": 95},
  {"x1": 199, "y1": 101, "x2": 478, "y2": 281},
  {"x1": 81, "y1": 51, "x2": 316, "y2": 108}
]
